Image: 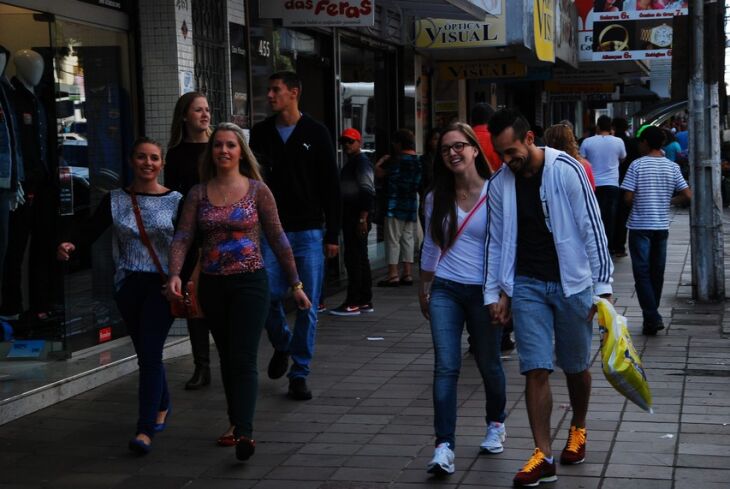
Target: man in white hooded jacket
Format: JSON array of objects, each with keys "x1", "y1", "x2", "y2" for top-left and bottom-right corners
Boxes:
[{"x1": 484, "y1": 109, "x2": 613, "y2": 487}]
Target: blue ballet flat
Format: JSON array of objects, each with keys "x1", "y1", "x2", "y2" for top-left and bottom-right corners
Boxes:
[
  {"x1": 128, "y1": 437, "x2": 152, "y2": 455},
  {"x1": 153, "y1": 406, "x2": 171, "y2": 433}
]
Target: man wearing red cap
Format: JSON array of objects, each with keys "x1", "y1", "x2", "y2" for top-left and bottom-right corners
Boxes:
[{"x1": 330, "y1": 128, "x2": 376, "y2": 316}]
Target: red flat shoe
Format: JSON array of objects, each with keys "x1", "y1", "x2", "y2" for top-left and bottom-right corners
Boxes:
[{"x1": 217, "y1": 434, "x2": 236, "y2": 447}]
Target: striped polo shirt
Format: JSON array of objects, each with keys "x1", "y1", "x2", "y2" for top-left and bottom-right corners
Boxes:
[{"x1": 621, "y1": 156, "x2": 688, "y2": 230}]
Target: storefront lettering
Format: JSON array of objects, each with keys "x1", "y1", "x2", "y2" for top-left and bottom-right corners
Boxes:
[
  {"x1": 424, "y1": 24, "x2": 498, "y2": 44},
  {"x1": 536, "y1": 0, "x2": 554, "y2": 43},
  {"x1": 284, "y1": 0, "x2": 373, "y2": 18}
]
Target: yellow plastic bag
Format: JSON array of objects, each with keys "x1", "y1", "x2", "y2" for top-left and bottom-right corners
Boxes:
[{"x1": 594, "y1": 298, "x2": 653, "y2": 412}]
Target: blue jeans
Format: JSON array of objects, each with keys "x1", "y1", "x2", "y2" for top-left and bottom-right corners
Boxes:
[
  {"x1": 114, "y1": 273, "x2": 173, "y2": 437},
  {"x1": 428, "y1": 277, "x2": 506, "y2": 449},
  {"x1": 628, "y1": 229, "x2": 668, "y2": 325},
  {"x1": 262, "y1": 229, "x2": 325, "y2": 379}
]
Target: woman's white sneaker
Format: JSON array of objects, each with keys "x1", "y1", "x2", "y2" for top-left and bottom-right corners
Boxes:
[
  {"x1": 426, "y1": 442, "x2": 455, "y2": 475},
  {"x1": 480, "y1": 421, "x2": 506, "y2": 454}
]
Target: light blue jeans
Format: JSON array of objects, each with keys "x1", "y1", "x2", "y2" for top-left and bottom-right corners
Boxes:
[
  {"x1": 511, "y1": 275, "x2": 593, "y2": 375},
  {"x1": 429, "y1": 277, "x2": 506, "y2": 449},
  {"x1": 262, "y1": 229, "x2": 325, "y2": 379}
]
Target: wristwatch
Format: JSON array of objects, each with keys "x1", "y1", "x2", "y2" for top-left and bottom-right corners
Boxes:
[{"x1": 640, "y1": 23, "x2": 672, "y2": 48}]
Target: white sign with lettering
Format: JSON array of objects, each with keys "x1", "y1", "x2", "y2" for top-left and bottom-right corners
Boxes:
[{"x1": 259, "y1": 0, "x2": 375, "y2": 27}]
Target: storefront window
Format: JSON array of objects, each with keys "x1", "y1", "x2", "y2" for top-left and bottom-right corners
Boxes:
[{"x1": 0, "y1": 4, "x2": 134, "y2": 355}]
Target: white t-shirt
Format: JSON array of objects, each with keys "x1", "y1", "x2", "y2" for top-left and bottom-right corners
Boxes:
[
  {"x1": 580, "y1": 135, "x2": 626, "y2": 187},
  {"x1": 420, "y1": 181, "x2": 488, "y2": 285}
]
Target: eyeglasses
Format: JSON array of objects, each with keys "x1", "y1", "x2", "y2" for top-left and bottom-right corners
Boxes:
[
  {"x1": 440, "y1": 141, "x2": 472, "y2": 156},
  {"x1": 339, "y1": 138, "x2": 356, "y2": 145}
]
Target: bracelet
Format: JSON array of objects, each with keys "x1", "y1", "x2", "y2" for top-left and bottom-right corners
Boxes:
[
  {"x1": 291, "y1": 281, "x2": 304, "y2": 291},
  {"x1": 359, "y1": 218, "x2": 366, "y2": 223}
]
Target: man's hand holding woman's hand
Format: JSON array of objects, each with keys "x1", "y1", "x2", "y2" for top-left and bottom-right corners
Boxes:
[{"x1": 489, "y1": 293, "x2": 511, "y2": 325}]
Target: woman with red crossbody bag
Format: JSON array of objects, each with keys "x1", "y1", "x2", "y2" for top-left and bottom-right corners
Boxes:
[{"x1": 419, "y1": 123, "x2": 507, "y2": 476}]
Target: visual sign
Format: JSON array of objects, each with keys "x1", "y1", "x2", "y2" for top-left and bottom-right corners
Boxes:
[
  {"x1": 259, "y1": 0, "x2": 375, "y2": 27},
  {"x1": 438, "y1": 59, "x2": 527, "y2": 81},
  {"x1": 576, "y1": 0, "x2": 688, "y2": 62},
  {"x1": 534, "y1": 0, "x2": 556, "y2": 63},
  {"x1": 414, "y1": 0, "x2": 506, "y2": 49}
]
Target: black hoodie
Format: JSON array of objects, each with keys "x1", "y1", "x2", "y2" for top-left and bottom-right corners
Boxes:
[{"x1": 250, "y1": 113, "x2": 341, "y2": 245}]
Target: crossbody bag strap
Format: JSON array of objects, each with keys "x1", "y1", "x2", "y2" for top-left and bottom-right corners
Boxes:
[
  {"x1": 437, "y1": 193, "x2": 488, "y2": 265},
  {"x1": 129, "y1": 190, "x2": 167, "y2": 281}
]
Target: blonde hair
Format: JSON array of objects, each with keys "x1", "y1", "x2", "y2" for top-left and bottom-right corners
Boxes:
[
  {"x1": 544, "y1": 124, "x2": 581, "y2": 160},
  {"x1": 200, "y1": 123, "x2": 263, "y2": 182},
  {"x1": 168, "y1": 92, "x2": 212, "y2": 149}
]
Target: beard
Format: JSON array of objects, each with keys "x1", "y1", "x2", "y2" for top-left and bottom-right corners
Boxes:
[{"x1": 507, "y1": 152, "x2": 531, "y2": 176}]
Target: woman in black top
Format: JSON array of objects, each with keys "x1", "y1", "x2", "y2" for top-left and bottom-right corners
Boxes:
[{"x1": 165, "y1": 92, "x2": 212, "y2": 390}]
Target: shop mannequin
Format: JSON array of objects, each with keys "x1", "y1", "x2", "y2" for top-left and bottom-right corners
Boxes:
[
  {"x1": 13, "y1": 49, "x2": 43, "y2": 90},
  {"x1": 0, "y1": 48, "x2": 54, "y2": 321},
  {"x1": 0, "y1": 46, "x2": 23, "y2": 290}
]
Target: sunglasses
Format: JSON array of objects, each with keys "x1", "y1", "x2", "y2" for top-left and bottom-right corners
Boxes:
[{"x1": 340, "y1": 138, "x2": 357, "y2": 145}]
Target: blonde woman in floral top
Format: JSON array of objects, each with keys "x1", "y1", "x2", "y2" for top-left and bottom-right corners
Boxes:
[{"x1": 167, "y1": 123, "x2": 310, "y2": 462}]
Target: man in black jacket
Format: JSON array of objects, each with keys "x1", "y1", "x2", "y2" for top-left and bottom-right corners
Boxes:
[
  {"x1": 250, "y1": 71, "x2": 341, "y2": 400},
  {"x1": 329, "y1": 128, "x2": 375, "y2": 317}
]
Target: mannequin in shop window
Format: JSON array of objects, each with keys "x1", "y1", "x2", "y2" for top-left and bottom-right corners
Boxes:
[
  {"x1": 0, "y1": 49, "x2": 56, "y2": 323},
  {"x1": 0, "y1": 46, "x2": 24, "y2": 293}
]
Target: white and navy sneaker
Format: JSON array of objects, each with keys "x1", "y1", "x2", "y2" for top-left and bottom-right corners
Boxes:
[
  {"x1": 359, "y1": 303, "x2": 375, "y2": 313},
  {"x1": 329, "y1": 304, "x2": 361, "y2": 316},
  {"x1": 480, "y1": 421, "x2": 506, "y2": 454},
  {"x1": 427, "y1": 442, "x2": 455, "y2": 475}
]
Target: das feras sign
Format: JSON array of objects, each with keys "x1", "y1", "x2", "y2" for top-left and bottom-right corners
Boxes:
[{"x1": 259, "y1": 0, "x2": 375, "y2": 27}]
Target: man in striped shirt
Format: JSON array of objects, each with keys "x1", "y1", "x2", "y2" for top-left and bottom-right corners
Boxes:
[{"x1": 621, "y1": 126, "x2": 691, "y2": 335}]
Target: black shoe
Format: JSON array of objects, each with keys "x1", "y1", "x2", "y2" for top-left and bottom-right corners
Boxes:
[
  {"x1": 267, "y1": 350, "x2": 289, "y2": 379},
  {"x1": 185, "y1": 367, "x2": 211, "y2": 390},
  {"x1": 329, "y1": 303, "x2": 361, "y2": 316},
  {"x1": 288, "y1": 377, "x2": 313, "y2": 400},
  {"x1": 235, "y1": 436, "x2": 256, "y2": 461},
  {"x1": 642, "y1": 320, "x2": 665, "y2": 336},
  {"x1": 359, "y1": 303, "x2": 375, "y2": 313},
  {"x1": 501, "y1": 335, "x2": 515, "y2": 352}
]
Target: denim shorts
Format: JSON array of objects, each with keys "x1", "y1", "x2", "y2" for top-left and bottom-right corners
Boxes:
[{"x1": 511, "y1": 275, "x2": 594, "y2": 375}]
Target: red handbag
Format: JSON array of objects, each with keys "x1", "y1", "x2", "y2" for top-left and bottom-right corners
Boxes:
[{"x1": 130, "y1": 191, "x2": 203, "y2": 319}]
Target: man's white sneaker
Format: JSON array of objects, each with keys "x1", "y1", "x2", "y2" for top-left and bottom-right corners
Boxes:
[
  {"x1": 426, "y1": 442, "x2": 455, "y2": 475},
  {"x1": 480, "y1": 421, "x2": 506, "y2": 454}
]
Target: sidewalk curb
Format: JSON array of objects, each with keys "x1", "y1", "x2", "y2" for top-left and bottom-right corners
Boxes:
[{"x1": 0, "y1": 337, "x2": 191, "y2": 426}]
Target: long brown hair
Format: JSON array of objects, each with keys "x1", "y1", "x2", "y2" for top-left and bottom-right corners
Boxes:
[
  {"x1": 168, "y1": 92, "x2": 212, "y2": 149},
  {"x1": 544, "y1": 124, "x2": 581, "y2": 160},
  {"x1": 199, "y1": 123, "x2": 263, "y2": 182},
  {"x1": 430, "y1": 123, "x2": 492, "y2": 250}
]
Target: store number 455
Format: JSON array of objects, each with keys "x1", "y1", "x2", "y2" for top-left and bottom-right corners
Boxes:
[{"x1": 257, "y1": 40, "x2": 271, "y2": 58}]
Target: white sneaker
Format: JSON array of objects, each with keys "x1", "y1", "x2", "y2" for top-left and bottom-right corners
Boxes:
[
  {"x1": 480, "y1": 421, "x2": 506, "y2": 454},
  {"x1": 426, "y1": 442, "x2": 455, "y2": 475}
]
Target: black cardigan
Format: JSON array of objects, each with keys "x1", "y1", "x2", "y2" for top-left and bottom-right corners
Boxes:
[{"x1": 250, "y1": 113, "x2": 341, "y2": 245}]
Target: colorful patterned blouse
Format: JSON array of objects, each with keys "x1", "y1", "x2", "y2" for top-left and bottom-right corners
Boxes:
[{"x1": 169, "y1": 179, "x2": 299, "y2": 284}]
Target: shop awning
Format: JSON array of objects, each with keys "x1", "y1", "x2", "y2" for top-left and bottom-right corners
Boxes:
[{"x1": 381, "y1": 0, "x2": 495, "y2": 21}]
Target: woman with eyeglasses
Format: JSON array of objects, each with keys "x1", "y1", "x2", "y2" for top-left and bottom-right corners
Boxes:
[{"x1": 419, "y1": 122, "x2": 506, "y2": 476}]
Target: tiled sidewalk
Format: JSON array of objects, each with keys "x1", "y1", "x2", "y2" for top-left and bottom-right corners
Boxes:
[{"x1": 1, "y1": 209, "x2": 729, "y2": 488}]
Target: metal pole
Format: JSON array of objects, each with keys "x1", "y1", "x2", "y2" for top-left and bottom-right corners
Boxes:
[{"x1": 689, "y1": 0, "x2": 725, "y2": 301}]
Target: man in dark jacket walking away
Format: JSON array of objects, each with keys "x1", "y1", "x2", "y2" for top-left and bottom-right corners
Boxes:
[
  {"x1": 250, "y1": 71, "x2": 341, "y2": 400},
  {"x1": 330, "y1": 128, "x2": 375, "y2": 316}
]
